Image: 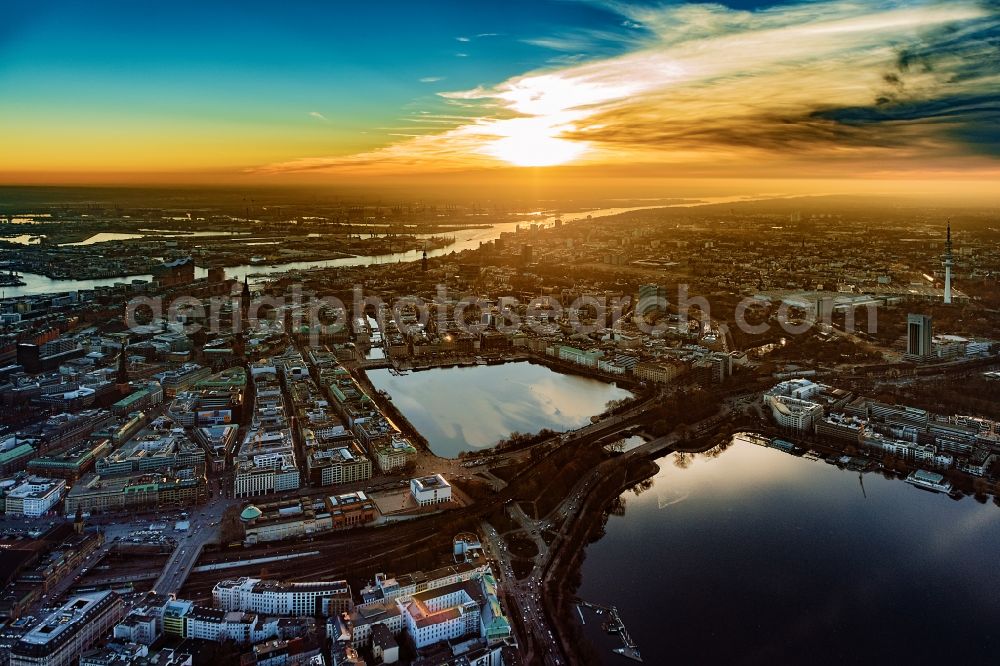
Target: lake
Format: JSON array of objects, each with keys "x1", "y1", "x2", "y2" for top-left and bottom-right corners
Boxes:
[
  {"x1": 367, "y1": 361, "x2": 633, "y2": 458},
  {"x1": 578, "y1": 434, "x2": 1000, "y2": 665}
]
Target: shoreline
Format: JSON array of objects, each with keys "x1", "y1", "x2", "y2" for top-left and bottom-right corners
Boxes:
[{"x1": 542, "y1": 427, "x2": 728, "y2": 664}]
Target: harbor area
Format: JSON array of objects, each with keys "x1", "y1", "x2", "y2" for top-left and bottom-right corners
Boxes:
[{"x1": 577, "y1": 600, "x2": 642, "y2": 662}]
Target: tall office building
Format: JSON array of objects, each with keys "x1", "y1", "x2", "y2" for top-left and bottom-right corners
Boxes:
[
  {"x1": 906, "y1": 313, "x2": 933, "y2": 361},
  {"x1": 637, "y1": 284, "x2": 668, "y2": 315}
]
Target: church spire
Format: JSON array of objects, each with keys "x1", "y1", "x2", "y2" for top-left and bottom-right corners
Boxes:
[
  {"x1": 240, "y1": 275, "x2": 251, "y2": 330},
  {"x1": 118, "y1": 297, "x2": 130, "y2": 386},
  {"x1": 116, "y1": 337, "x2": 129, "y2": 386},
  {"x1": 73, "y1": 505, "x2": 85, "y2": 533}
]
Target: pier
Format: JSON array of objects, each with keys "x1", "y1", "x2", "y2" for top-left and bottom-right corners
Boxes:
[{"x1": 579, "y1": 601, "x2": 642, "y2": 662}]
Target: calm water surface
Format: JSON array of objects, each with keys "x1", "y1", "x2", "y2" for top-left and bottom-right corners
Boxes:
[
  {"x1": 578, "y1": 435, "x2": 1000, "y2": 665},
  {"x1": 367, "y1": 362, "x2": 632, "y2": 458}
]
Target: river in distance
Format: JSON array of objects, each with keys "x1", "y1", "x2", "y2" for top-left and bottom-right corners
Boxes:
[
  {"x1": 1, "y1": 205, "x2": 659, "y2": 298},
  {"x1": 577, "y1": 433, "x2": 1000, "y2": 665},
  {"x1": 367, "y1": 361, "x2": 632, "y2": 458}
]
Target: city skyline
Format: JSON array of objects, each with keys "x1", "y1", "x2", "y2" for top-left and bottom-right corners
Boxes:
[{"x1": 2, "y1": 0, "x2": 999, "y2": 201}]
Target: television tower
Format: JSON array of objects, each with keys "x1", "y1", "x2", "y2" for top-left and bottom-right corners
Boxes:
[{"x1": 943, "y1": 221, "x2": 954, "y2": 304}]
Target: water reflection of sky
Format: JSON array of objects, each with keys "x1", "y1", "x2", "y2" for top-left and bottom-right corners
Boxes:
[
  {"x1": 367, "y1": 362, "x2": 632, "y2": 458},
  {"x1": 579, "y1": 438, "x2": 1000, "y2": 665},
  {"x1": 59, "y1": 232, "x2": 146, "y2": 246}
]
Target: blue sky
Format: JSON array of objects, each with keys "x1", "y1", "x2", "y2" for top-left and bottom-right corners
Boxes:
[{"x1": 1, "y1": 1, "x2": 625, "y2": 120}]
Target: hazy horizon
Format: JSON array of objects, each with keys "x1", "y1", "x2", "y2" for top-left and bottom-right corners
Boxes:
[{"x1": 1, "y1": 183, "x2": 999, "y2": 212}]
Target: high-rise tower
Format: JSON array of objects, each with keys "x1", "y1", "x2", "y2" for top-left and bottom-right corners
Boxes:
[
  {"x1": 942, "y1": 221, "x2": 954, "y2": 304},
  {"x1": 906, "y1": 313, "x2": 933, "y2": 361}
]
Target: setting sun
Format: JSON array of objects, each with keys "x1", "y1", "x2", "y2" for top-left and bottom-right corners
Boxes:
[
  {"x1": 478, "y1": 115, "x2": 589, "y2": 167},
  {"x1": 485, "y1": 132, "x2": 588, "y2": 167}
]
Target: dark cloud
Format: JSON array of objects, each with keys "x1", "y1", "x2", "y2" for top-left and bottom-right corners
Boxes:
[
  {"x1": 817, "y1": 94, "x2": 1000, "y2": 155},
  {"x1": 567, "y1": 107, "x2": 921, "y2": 155},
  {"x1": 851, "y1": 5, "x2": 1000, "y2": 154},
  {"x1": 893, "y1": 13, "x2": 1000, "y2": 82}
]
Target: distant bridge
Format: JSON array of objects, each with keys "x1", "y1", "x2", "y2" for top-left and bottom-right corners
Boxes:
[{"x1": 357, "y1": 358, "x2": 393, "y2": 370}]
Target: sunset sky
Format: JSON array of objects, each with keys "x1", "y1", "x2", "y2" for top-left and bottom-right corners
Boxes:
[{"x1": 2, "y1": 0, "x2": 998, "y2": 197}]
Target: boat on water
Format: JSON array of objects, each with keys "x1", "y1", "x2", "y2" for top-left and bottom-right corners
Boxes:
[
  {"x1": 474, "y1": 356, "x2": 487, "y2": 365},
  {"x1": 250, "y1": 255, "x2": 267, "y2": 265},
  {"x1": 905, "y1": 469, "x2": 953, "y2": 493}
]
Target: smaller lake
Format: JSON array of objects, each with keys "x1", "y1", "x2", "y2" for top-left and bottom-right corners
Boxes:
[{"x1": 367, "y1": 361, "x2": 633, "y2": 458}]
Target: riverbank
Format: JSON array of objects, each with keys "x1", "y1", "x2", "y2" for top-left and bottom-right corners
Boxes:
[{"x1": 544, "y1": 453, "x2": 661, "y2": 665}]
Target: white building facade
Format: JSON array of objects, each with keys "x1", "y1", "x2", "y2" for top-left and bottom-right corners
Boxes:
[
  {"x1": 410, "y1": 474, "x2": 452, "y2": 506},
  {"x1": 213, "y1": 577, "x2": 350, "y2": 617}
]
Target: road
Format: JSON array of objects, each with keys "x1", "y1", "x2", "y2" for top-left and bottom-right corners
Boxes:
[
  {"x1": 480, "y1": 519, "x2": 562, "y2": 665},
  {"x1": 149, "y1": 499, "x2": 234, "y2": 595},
  {"x1": 79, "y1": 497, "x2": 234, "y2": 598},
  {"x1": 464, "y1": 391, "x2": 673, "y2": 663}
]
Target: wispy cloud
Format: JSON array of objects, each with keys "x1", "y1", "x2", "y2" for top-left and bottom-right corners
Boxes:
[
  {"x1": 456, "y1": 36, "x2": 470, "y2": 42},
  {"x1": 258, "y1": 1, "x2": 999, "y2": 176},
  {"x1": 419, "y1": 76, "x2": 445, "y2": 83},
  {"x1": 523, "y1": 27, "x2": 640, "y2": 53},
  {"x1": 307, "y1": 111, "x2": 327, "y2": 121}
]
